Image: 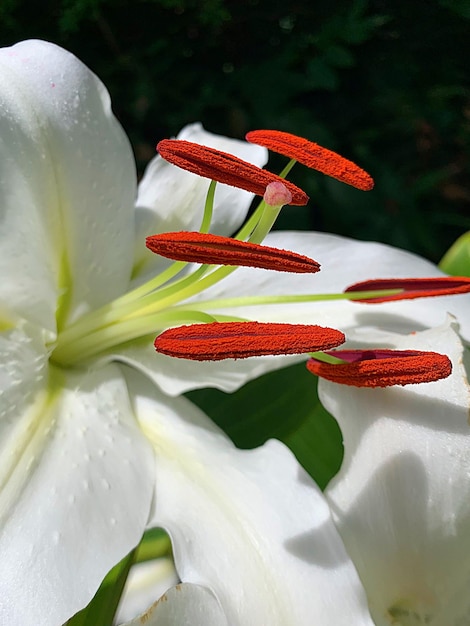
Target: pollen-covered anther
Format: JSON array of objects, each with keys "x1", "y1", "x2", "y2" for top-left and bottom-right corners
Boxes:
[
  {"x1": 154, "y1": 321, "x2": 345, "y2": 360},
  {"x1": 146, "y1": 231, "x2": 321, "y2": 273},
  {"x1": 345, "y1": 277, "x2": 470, "y2": 303},
  {"x1": 246, "y1": 129, "x2": 374, "y2": 191},
  {"x1": 157, "y1": 139, "x2": 309, "y2": 205},
  {"x1": 306, "y1": 349, "x2": 452, "y2": 387}
]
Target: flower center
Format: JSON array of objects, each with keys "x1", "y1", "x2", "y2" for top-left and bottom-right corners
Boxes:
[
  {"x1": 49, "y1": 130, "x2": 464, "y2": 388},
  {"x1": 49, "y1": 176, "x2": 321, "y2": 367}
]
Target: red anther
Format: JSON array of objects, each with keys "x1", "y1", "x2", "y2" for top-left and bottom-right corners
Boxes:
[
  {"x1": 157, "y1": 139, "x2": 309, "y2": 205},
  {"x1": 154, "y1": 322, "x2": 345, "y2": 361},
  {"x1": 146, "y1": 231, "x2": 321, "y2": 273},
  {"x1": 345, "y1": 277, "x2": 470, "y2": 303},
  {"x1": 245, "y1": 130, "x2": 374, "y2": 191},
  {"x1": 306, "y1": 349, "x2": 452, "y2": 387}
]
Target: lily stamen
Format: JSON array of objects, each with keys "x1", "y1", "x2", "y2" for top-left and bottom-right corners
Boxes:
[
  {"x1": 157, "y1": 139, "x2": 309, "y2": 205},
  {"x1": 146, "y1": 231, "x2": 321, "y2": 273},
  {"x1": 154, "y1": 321, "x2": 345, "y2": 360},
  {"x1": 345, "y1": 277, "x2": 470, "y2": 302},
  {"x1": 245, "y1": 129, "x2": 374, "y2": 191},
  {"x1": 306, "y1": 349, "x2": 452, "y2": 387}
]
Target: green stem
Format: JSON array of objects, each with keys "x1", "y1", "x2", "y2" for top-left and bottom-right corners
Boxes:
[
  {"x1": 52, "y1": 310, "x2": 218, "y2": 365},
  {"x1": 309, "y1": 351, "x2": 347, "y2": 364},
  {"x1": 247, "y1": 204, "x2": 283, "y2": 244},
  {"x1": 234, "y1": 158, "x2": 297, "y2": 242},
  {"x1": 174, "y1": 289, "x2": 403, "y2": 310},
  {"x1": 200, "y1": 180, "x2": 216, "y2": 233}
]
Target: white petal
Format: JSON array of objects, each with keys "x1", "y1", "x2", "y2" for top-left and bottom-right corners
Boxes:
[
  {"x1": 115, "y1": 558, "x2": 179, "y2": 624},
  {"x1": 112, "y1": 341, "x2": 302, "y2": 395},
  {"x1": 0, "y1": 40, "x2": 136, "y2": 329},
  {"x1": 190, "y1": 231, "x2": 470, "y2": 341},
  {"x1": 0, "y1": 337, "x2": 155, "y2": 625},
  {"x1": 132, "y1": 122, "x2": 268, "y2": 283},
  {"x1": 321, "y1": 322, "x2": 470, "y2": 625},
  {"x1": 120, "y1": 584, "x2": 228, "y2": 626},
  {"x1": 125, "y1": 370, "x2": 374, "y2": 626}
]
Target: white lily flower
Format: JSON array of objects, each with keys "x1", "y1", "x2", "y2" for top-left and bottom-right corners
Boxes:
[
  {"x1": 319, "y1": 320, "x2": 470, "y2": 625},
  {"x1": 0, "y1": 40, "x2": 378, "y2": 626}
]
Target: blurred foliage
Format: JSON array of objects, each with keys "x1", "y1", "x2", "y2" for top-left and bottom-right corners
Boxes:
[
  {"x1": 1, "y1": 0, "x2": 469, "y2": 261},
  {"x1": 439, "y1": 230, "x2": 470, "y2": 275}
]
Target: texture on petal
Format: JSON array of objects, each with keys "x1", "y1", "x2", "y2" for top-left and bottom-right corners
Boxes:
[
  {"x1": 125, "y1": 370, "x2": 374, "y2": 626},
  {"x1": 0, "y1": 350, "x2": 155, "y2": 626},
  {"x1": 120, "y1": 584, "x2": 228, "y2": 626},
  {"x1": 0, "y1": 40, "x2": 136, "y2": 329},
  {"x1": 132, "y1": 123, "x2": 268, "y2": 284},
  {"x1": 322, "y1": 321, "x2": 470, "y2": 625}
]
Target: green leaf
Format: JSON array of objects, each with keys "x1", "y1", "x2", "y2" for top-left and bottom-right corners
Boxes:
[
  {"x1": 65, "y1": 529, "x2": 172, "y2": 626},
  {"x1": 65, "y1": 549, "x2": 136, "y2": 626},
  {"x1": 439, "y1": 231, "x2": 470, "y2": 276},
  {"x1": 134, "y1": 527, "x2": 172, "y2": 564},
  {"x1": 187, "y1": 362, "x2": 343, "y2": 489}
]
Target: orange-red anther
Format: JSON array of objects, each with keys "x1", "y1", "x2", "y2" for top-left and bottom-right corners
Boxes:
[
  {"x1": 306, "y1": 349, "x2": 452, "y2": 387},
  {"x1": 155, "y1": 321, "x2": 345, "y2": 360},
  {"x1": 245, "y1": 130, "x2": 374, "y2": 191},
  {"x1": 146, "y1": 231, "x2": 321, "y2": 273},
  {"x1": 157, "y1": 139, "x2": 309, "y2": 205},
  {"x1": 345, "y1": 277, "x2": 470, "y2": 303}
]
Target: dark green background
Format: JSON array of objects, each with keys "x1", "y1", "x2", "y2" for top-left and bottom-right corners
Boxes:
[{"x1": 1, "y1": 0, "x2": 469, "y2": 260}]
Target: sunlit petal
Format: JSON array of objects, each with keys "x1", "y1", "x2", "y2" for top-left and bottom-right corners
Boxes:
[
  {"x1": 115, "y1": 558, "x2": 179, "y2": 625},
  {"x1": 126, "y1": 370, "x2": 374, "y2": 626},
  {"x1": 120, "y1": 584, "x2": 228, "y2": 626},
  {"x1": 0, "y1": 40, "x2": 136, "y2": 329},
  {"x1": 0, "y1": 350, "x2": 154, "y2": 625},
  {"x1": 112, "y1": 342, "x2": 302, "y2": 395},
  {"x1": 321, "y1": 321, "x2": 470, "y2": 625}
]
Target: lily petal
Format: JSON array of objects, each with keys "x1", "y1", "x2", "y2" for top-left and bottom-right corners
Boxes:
[
  {"x1": 133, "y1": 123, "x2": 267, "y2": 283},
  {"x1": 0, "y1": 40, "x2": 136, "y2": 330},
  {"x1": 321, "y1": 321, "x2": 470, "y2": 625},
  {"x1": 125, "y1": 369, "x2": 374, "y2": 626},
  {"x1": 112, "y1": 342, "x2": 303, "y2": 395},
  {"x1": 0, "y1": 325, "x2": 154, "y2": 626},
  {"x1": 115, "y1": 558, "x2": 179, "y2": 624},
  {"x1": 120, "y1": 584, "x2": 228, "y2": 626}
]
